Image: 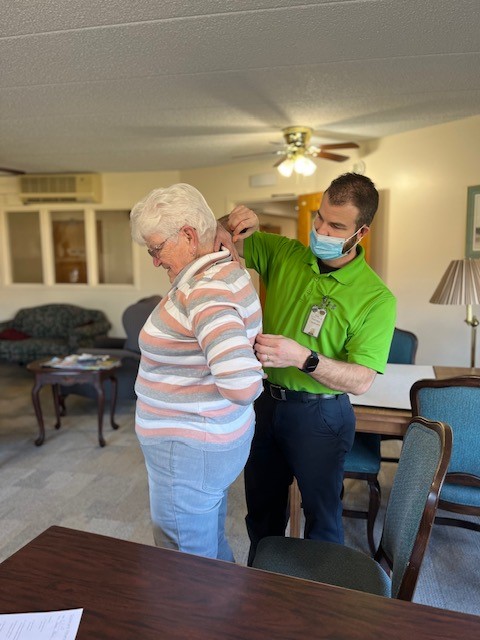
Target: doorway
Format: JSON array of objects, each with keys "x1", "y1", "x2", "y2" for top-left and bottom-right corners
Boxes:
[
  {"x1": 240, "y1": 197, "x2": 297, "y2": 307},
  {"x1": 242, "y1": 197, "x2": 298, "y2": 241}
]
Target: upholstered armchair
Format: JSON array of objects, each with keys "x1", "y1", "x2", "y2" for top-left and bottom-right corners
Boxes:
[{"x1": 0, "y1": 303, "x2": 111, "y2": 364}]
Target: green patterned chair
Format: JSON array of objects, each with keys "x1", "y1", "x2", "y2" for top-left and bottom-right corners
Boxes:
[{"x1": 0, "y1": 303, "x2": 111, "y2": 364}]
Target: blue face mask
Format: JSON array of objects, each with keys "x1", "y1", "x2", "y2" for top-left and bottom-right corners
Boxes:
[{"x1": 309, "y1": 226, "x2": 363, "y2": 261}]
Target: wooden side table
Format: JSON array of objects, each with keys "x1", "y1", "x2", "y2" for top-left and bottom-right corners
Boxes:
[{"x1": 26, "y1": 358, "x2": 122, "y2": 447}]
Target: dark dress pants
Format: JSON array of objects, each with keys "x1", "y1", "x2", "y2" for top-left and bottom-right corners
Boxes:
[{"x1": 244, "y1": 387, "x2": 355, "y2": 565}]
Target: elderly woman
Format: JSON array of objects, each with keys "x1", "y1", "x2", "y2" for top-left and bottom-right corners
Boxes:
[{"x1": 130, "y1": 183, "x2": 263, "y2": 561}]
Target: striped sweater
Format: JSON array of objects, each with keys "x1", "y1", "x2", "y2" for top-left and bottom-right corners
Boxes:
[{"x1": 135, "y1": 249, "x2": 264, "y2": 446}]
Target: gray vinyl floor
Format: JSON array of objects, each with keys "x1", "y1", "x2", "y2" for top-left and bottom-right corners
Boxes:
[{"x1": 0, "y1": 362, "x2": 479, "y2": 617}]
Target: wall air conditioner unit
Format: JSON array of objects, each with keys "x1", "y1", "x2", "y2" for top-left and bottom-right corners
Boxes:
[{"x1": 19, "y1": 173, "x2": 102, "y2": 203}]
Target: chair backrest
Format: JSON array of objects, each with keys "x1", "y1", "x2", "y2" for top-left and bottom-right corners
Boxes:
[
  {"x1": 377, "y1": 417, "x2": 452, "y2": 599},
  {"x1": 410, "y1": 376, "x2": 480, "y2": 480},
  {"x1": 122, "y1": 296, "x2": 162, "y2": 353},
  {"x1": 13, "y1": 303, "x2": 108, "y2": 339},
  {"x1": 387, "y1": 327, "x2": 418, "y2": 364}
]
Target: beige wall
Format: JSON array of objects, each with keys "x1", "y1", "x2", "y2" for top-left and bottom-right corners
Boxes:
[
  {"x1": 1, "y1": 115, "x2": 480, "y2": 366},
  {"x1": 364, "y1": 115, "x2": 480, "y2": 366},
  {"x1": 0, "y1": 170, "x2": 180, "y2": 336}
]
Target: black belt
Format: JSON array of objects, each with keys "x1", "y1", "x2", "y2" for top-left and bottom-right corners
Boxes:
[{"x1": 265, "y1": 381, "x2": 342, "y2": 402}]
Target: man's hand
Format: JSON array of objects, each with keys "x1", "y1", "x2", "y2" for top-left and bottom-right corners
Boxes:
[
  {"x1": 254, "y1": 334, "x2": 308, "y2": 369},
  {"x1": 214, "y1": 222, "x2": 240, "y2": 261},
  {"x1": 254, "y1": 332, "x2": 377, "y2": 394},
  {"x1": 228, "y1": 205, "x2": 260, "y2": 242},
  {"x1": 216, "y1": 205, "x2": 259, "y2": 258}
]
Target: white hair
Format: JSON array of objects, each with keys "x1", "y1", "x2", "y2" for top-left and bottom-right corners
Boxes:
[{"x1": 130, "y1": 183, "x2": 217, "y2": 247}]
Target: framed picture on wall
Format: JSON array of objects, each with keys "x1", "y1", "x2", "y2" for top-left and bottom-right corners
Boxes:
[{"x1": 466, "y1": 185, "x2": 480, "y2": 258}]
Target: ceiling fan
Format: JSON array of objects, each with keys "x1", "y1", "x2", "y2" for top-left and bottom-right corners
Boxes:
[
  {"x1": 273, "y1": 126, "x2": 359, "y2": 177},
  {"x1": 235, "y1": 126, "x2": 359, "y2": 177}
]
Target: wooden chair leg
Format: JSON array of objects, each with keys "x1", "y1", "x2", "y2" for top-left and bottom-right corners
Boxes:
[
  {"x1": 343, "y1": 473, "x2": 381, "y2": 556},
  {"x1": 366, "y1": 478, "x2": 381, "y2": 555},
  {"x1": 434, "y1": 516, "x2": 480, "y2": 531},
  {"x1": 289, "y1": 478, "x2": 302, "y2": 538}
]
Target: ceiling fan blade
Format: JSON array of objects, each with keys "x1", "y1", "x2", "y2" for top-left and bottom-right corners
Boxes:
[
  {"x1": 319, "y1": 142, "x2": 359, "y2": 151},
  {"x1": 0, "y1": 166, "x2": 25, "y2": 175},
  {"x1": 311, "y1": 150, "x2": 349, "y2": 162},
  {"x1": 273, "y1": 155, "x2": 287, "y2": 168},
  {"x1": 232, "y1": 151, "x2": 279, "y2": 159}
]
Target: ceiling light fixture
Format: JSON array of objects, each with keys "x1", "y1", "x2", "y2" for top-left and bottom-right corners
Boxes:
[
  {"x1": 293, "y1": 153, "x2": 317, "y2": 176},
  {"x1": 277, "y1": 150, "x2": 317, "y2": 177},
  {"x1": 277, "y1": 157, "x2": 295, "y2": 177},
  {"x1": 273, "y1": 125, "x2": 359, "y2": 177}
]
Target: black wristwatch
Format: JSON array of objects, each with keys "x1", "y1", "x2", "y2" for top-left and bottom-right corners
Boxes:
[{"x1": 300, "y1": 350, "x2": 319, "y2": 373}]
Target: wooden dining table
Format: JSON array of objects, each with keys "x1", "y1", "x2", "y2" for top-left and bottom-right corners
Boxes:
[
  {"x1": 353, "y1": 365, "x2": 480, "y2": 435},
  {"x1": 0, "y1": 526, "x2": 479, "y2": 639},
  {"x1": 289, "y1": 365, "x2": 480, "y2": 537}
]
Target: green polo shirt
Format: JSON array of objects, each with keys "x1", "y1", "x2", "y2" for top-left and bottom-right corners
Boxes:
[{"x1": 244, "y1": 232, "x2": 396, "y2": 393}]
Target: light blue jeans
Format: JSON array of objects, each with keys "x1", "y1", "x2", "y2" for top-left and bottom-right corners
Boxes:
[{"x1": 140, "y1": 436, "x2": 252, "y2": 561}]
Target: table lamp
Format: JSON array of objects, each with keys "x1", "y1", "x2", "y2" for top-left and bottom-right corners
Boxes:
[{"x1": 430, "y1": 258, "x2": 480, "y2": 368}]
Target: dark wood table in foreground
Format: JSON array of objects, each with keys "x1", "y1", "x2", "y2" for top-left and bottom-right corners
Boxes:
[
  {"x1": 0, "y1": 526, "x2": 479, "y2": 639},
  {"x1": 26, "y1": 358, "x2": 121, "y2": 447}
]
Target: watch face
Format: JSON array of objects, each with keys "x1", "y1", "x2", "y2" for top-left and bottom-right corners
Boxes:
[{"x1": 302, "y1": 351, "x2": 319, "y2": 372}]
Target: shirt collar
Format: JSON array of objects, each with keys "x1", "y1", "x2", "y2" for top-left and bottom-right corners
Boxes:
[
  {"x1": 172, "y1": 247, "x2": 232, "y2": 288},
  {"x1": 304, "y1": 245, "x2": 366, "y2": 284}
]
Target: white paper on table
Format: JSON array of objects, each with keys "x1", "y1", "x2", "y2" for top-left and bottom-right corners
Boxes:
[
  {"x1": 348, "y1": 363, "x2": 435, "y2": 410},
  {"x1": 0, "y1": 608, "x2": 83, "y2": 640}
]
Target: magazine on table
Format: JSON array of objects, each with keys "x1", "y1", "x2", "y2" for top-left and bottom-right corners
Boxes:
[{"x1": 42, "y1": 353, "x2": 121, "y2": 370}]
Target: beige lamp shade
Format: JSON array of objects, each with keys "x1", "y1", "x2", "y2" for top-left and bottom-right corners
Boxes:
[
  {"x1": 430, "y1": 259, "x2": 480, "y2": 305},
  {"x1": 430, "y1": 258, "x2": 480, "y2": 368}
]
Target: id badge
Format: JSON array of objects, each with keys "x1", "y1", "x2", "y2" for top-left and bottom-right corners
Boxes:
[{"x1": 303, "y1": 305, "x2": 327, "y2": 338}]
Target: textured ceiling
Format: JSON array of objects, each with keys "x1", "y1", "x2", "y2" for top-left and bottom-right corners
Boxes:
[{"x1": 1, "y1": 0, "x2": 479, "y2": 174}]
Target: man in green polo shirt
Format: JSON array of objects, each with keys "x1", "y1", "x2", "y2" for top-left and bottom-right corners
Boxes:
[{"x1": 218, "y1": 173, "x2": 396, "y2": 565}]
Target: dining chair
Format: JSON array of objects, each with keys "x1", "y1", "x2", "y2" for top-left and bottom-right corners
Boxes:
[
  {"x1": 410, "y1": 376, "x2": 480, "y2": 534},
  {"x1": 387, "y1": 327, "x2": 419, "y2": 365},
  {"x1": 341, "y1": 327, "x2": 419, "y2": 553},
  {"x1": 341, "y1": 433, "x2": 381, "y2": 555},
  {"x1": 254, "y1": 417, "x2": 452, "y2": 601}
]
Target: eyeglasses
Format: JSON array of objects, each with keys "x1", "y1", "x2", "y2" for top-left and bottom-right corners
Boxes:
[{"x1": 147, "y1": 233, "x2": 176, "y2": 259}]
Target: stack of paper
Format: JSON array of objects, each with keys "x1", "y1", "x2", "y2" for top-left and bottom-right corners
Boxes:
[{"x1": 42, "y1": 354, "x2": 120, "y2": 370}]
